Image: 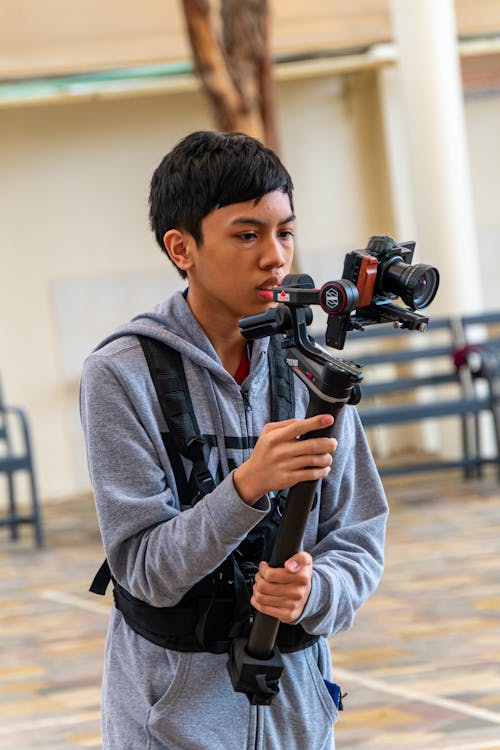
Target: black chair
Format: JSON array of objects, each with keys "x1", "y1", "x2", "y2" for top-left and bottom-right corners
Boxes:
[
  {"x1": 456, "y1": 310, "x2": 500, "y2": 476},
  {"x1": 0, "y1": 378, "x2": 43, "y2": 546}
]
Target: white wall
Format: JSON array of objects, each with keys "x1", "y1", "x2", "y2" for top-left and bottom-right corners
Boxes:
[{"x1": 1, "y1": 91, "x2": 209, "y2": 500}]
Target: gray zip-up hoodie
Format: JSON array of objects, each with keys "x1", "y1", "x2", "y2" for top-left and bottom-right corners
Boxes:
[{"x1": 80, "y1": 290, "x2": 388, "y2": 750}]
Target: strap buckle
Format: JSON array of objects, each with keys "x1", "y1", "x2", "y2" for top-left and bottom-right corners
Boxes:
[
  {"x1": 193, "y1": 468, "x2": 216, "y2": 497},
  {"x1": 187, "y1": 437, "x2": 216, "y2": 501}
]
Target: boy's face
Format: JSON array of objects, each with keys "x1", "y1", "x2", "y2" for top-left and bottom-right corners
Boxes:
[{"x1": 180, "y1": 189, "x2": 295, "y2": 329}]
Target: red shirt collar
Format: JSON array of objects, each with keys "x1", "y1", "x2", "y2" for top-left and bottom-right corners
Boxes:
[{"x1": 234, "y1": 346, "x2": 251, "y2": 385}]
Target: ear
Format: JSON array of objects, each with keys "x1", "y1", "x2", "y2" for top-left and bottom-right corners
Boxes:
[{"x1": 163, "y1": 229, "x2": 195, "y2": 273}]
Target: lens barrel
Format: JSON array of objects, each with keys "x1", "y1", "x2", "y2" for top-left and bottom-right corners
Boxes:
[{"x1": 381, "y1": 261, "x2": 439, "y2": 309}]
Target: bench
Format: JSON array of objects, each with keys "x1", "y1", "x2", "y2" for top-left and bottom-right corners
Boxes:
[
  {"x1": 0, "y1": 378, "x2": 43, "y2": 546},
  {"x1": 320, "y1": 312, "x2": 500, "y2": 477}
]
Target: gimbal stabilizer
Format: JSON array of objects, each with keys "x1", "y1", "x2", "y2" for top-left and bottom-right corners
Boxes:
[{"x1": 227, "y1": 244, "x2": 438, "y2": 705}]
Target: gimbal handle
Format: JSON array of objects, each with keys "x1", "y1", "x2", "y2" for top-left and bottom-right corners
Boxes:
[{"x1": 246, "y1": 391, "x2": 347, "y2": 660}]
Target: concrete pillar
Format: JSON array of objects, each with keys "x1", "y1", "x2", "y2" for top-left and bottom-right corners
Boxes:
[
  {"x1": 389, "y1": 0, "x2": 483, "y2": 316},
  {"x1": 377, "y1": 64, "x2": 419, "y2": 247}
]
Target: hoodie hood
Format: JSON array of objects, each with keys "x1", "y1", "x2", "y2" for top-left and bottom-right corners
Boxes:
[{"x1": 92, "y1": 289, "x2": 271, "y2": 381}]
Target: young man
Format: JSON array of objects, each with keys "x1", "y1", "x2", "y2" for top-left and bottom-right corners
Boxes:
[{"x1": 80, "y1": 130, "x2": 388, "y2": 750}]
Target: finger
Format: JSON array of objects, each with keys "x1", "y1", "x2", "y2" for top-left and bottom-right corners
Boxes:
[
  {"x1": 262, "y1": 417, "x2": 300, "y2": 434},
  {"x1": 286, "y1": 452, "x2": 333, "y2": 470},
  {"x1": 256, "y1": 562, "x2": 310, "y2": 586},
  {"x1": 251, "y1": 595, "x2": 302, "y2": 623},
  {"x1": 287, "y1": 414, "x2": 334, "y2": 439},
  {"x1": 254, "y1": 570, "x2": 310, "y2": 593},
  {"x1": 253, "y1": 582, "x2": 302, "y2": 600},
  {"x1": 289, "y1": 436, "x2": 337, "y2": 455},
  {"x1": 256, "y1": 562, "x2": 292, "y2": 584},
  {"x1": 252, "y1": 591, "x2": 304, "y2": 610},
  {"x1": 281, "y1": 465, "x2": 332, "y2": 486},
  {"x1": 285, "y1": 551, "x2": 312, "y2": 573},
  {"x1": 280, "y1": 441, "x2": 336, "y2": 470},
  {"x1": 251, "y1": 600, "x2": 296, "y2": 621}
]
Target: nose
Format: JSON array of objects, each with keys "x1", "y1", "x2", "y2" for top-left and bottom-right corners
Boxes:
[{"x1": 260, "y1": 235, "x2": 287, "y2": 270}]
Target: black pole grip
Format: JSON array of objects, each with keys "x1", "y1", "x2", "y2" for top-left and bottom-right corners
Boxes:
[{"x1": 246, "y1": 394, "x2": 347, "y2": 660}]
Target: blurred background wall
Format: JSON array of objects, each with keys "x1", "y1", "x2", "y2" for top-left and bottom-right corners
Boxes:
[{"x1": 1, "y1": 0, "x2": 500, "y2": 501}]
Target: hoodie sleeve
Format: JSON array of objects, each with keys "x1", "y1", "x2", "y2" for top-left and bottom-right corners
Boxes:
[
  {"x1": 297, "y1": 405, "x2": 389, "y2": 638},
  {"x1": 80, "y1": 350, "x2": 270, "y2": 607}
]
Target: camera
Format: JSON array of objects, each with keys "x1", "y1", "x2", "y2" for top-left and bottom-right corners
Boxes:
[
  {"x1": 313, "y1": 235, "x2": 440, "y2": 348},
  {"x1": 342, "y1": 235, "x2": 439, "y2": 311}
]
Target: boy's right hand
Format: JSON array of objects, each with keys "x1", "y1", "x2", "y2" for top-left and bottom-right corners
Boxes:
[{"x1": 233, "y1": 414, "x2": 338, "y2": 506}]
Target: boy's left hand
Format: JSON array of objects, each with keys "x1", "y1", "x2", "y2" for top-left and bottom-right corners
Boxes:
[{"x1": 251, "y1": 551, "x2": 313, "y2": 623}]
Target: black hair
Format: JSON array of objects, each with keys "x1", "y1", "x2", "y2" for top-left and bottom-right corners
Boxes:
[{"x1": 149, "y1": 130, "x2": 294, "y2": 278}]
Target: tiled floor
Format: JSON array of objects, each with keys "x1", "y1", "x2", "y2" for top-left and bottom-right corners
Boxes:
[
  {"x1": 1, "y1": 469, "x2": 500, "y2": 749},
  {"x1": 334, "y1": 471, "x2": 500, "y2": 750}
]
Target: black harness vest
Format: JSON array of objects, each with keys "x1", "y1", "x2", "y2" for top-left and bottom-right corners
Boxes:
[{"x1": 90, "y1": 335, "x2": 319, "y2": 654}]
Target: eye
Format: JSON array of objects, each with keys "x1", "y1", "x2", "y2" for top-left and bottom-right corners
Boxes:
[
  {"x1": 279, "y1": 230, "x2": 294, "y2": 240},
  {"x1": 238, "y1": 231, "x2": 258, "y2": 241}
]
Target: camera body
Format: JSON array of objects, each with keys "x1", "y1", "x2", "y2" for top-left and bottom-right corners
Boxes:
[{"x1": 342, "y1": 235, "x2": 438, "y2": 311}]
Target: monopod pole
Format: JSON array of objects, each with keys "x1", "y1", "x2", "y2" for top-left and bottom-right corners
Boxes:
[{"x1": 227, "y1": 344, "x2": 361, "y2": 704}]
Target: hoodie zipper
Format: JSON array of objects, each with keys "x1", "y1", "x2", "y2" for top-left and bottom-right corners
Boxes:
[
  {"x1": 241, "y1": 388, "x2": 252, "y2": 412},
  {"x1": 240, "y1": 387, "x2": 254, "y2": 461},
  {"x1": 254, "y1": 705, "x2": 260, "y2": 750}
]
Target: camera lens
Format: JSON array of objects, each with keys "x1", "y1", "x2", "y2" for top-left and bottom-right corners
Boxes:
[
  {"x1": 381, "y1": 261, "x2": 439, "y2": 309},
  {"x1": 411, "y1": 267, "x2": 440, "y2": 308}
]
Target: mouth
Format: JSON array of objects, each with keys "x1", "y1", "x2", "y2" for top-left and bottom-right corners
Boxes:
[
  {"x1": 256, "y1": 278, "x2": 283, "y2": 300},
  {"x1": 256, "y1": 282, "x2": 282, "y2": 302},
  {"x1": 256, "y1": 288, "x2": 275, "y2": 301}
]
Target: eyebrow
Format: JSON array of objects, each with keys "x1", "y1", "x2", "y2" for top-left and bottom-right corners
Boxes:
[{"x1": 230, "y1": 214, "x2": 296, "y2": 226}]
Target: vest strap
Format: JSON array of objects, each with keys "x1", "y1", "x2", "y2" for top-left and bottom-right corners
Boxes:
[{"x1": 112, "y1": 580, "x2": 319, "y2": 654}]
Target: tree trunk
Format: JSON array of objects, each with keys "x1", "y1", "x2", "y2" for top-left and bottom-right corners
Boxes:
[{"x1": 180, "y1": 0, "x2": 279, "y2": 150}]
